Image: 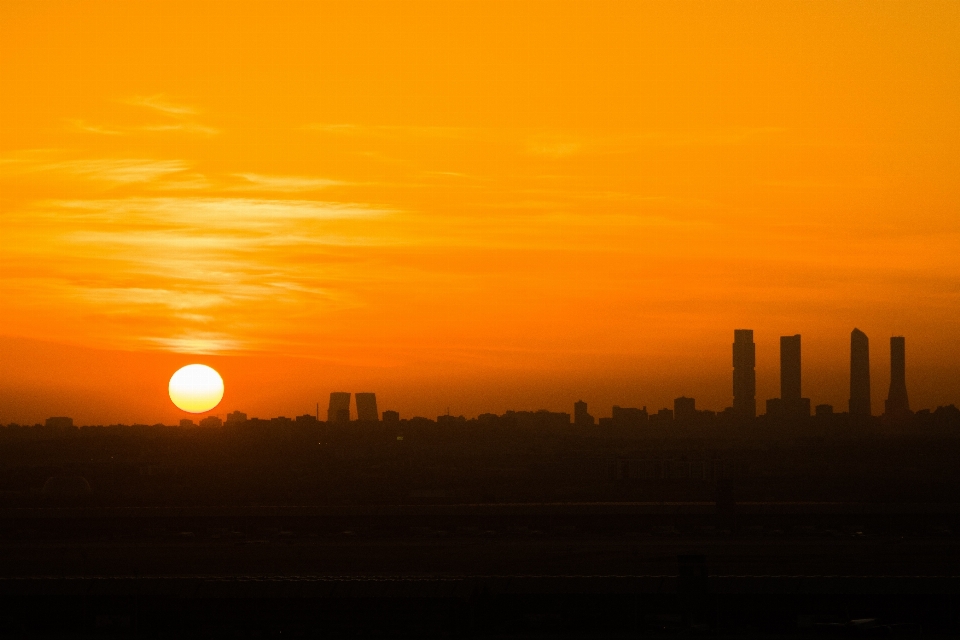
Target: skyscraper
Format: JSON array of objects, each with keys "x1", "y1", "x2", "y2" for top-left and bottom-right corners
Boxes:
[
  {"x1": 355, "y1": 392, "x2": 379, "y2": 422},
  {"x1": 733, "y1": 329, "x2": 756, "y2": 419},
  {"x1": 777, "y1": 334, "x2": 810, "y2": 421},
  {"x1": 327, "y1": 392, "x2": 351, "y2": 423},
  {"x1": 849, "y1": 328, "x2": 871, "y2": 416},
  {"x1": 780, "y1": 335, "x2": 801, "y2": 404},
  {"x1": 885, "y1": 336, "x2": 910, "y2": 417}
]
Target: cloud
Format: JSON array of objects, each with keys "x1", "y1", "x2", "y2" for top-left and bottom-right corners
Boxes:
[
  {"x1": 50, "y1": 196, "x2": 389, "y2": 229},
  {"x1": 65, "y1": 118, "x2": 218, "y2": 137},
  {"x1": 2, "y1": 194, "x2": 394, "y2": 354},
  {"x1": 66, "y1": 119, "x2": 122, "y2": 136},
  {"x1": 138, "y1": 123, "x2": 220, "y2": 136},
  {"x1": 110, "y1": 95, "x2": 220, "y2": 135},
  {"x1": 144, "y1": 333, "x2": 245, "y2": 354},
  {"x1": 231, "y1": 173, "x2": 346, "y2": 192},
  {"x1": 0, "y1": 155, "x2": 190, "y2": 184},
  {"x1": 79, "y1": 287, "x2": 228, "y2": 310},
  {"x1": 1, "y1": 153, "x2": 346, "y2": 193},
  {"x1": 152, "y1": 172, "x2": 213, "y2": 190},
  {"x1": 58, "y1": 159, "x2": 190, "y2": 184},
  {"x1": 304, "y1": 123, "x2": 472, "y2": 139},
  {"x1": 126, "y1": 95, "x2": 197, "y2": 116}
]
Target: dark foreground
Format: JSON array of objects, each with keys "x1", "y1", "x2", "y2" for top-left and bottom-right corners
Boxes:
[{"x1": 2, "y1": 502, "x2": 958, "y2": 637}]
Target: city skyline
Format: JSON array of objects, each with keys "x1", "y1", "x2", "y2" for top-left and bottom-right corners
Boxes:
[{"x1": 4, "y1": 328, "x2": 942, "y2": 427}]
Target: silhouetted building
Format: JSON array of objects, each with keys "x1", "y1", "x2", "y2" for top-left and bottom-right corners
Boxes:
[
  {"x1": 611, "y1": 406, "x2": 647, "y2": 428},
  {"x1": 574, "y1": 400, "x2": 594, "y2": 426},
  {"x1": 885, "y1": 336, "x2": 911, "y2": 419},
  {"x1": 437, "y1": 414, "x2": 467, "y2": 426},
  {"x1": 355, "y1": 393, "x2": 379, "y2": 422},
  {"x1": 179, "y1": 419, "x2": 195, "y2": 428},
  {"x1": 226, "y1": 410, "x2": 247, "y2": 424},
  {"x1": 649, "y1": 408, "x2": 674, "y2": 427},
  {"x1": 777, "y1": 334, "x2": 810, "y2": 421},
  {"x1": 815, "y1": 404, "x2": 834, "y2": 417},
  {"x1": 504, "y1": 410, "x2": 570, "y2": 429},
  {"x1": 382, "y1": 410, "x2": 400, "y2": 424},
  {"x1": 849, "y1": 328, "x2": 871, "y2": 416},
  {"x1": 45, "y1": 417, "x2": 73, "y2": 430},
  {"x1": 781, "y1": 335, "x2": 801, "y2": 402},
  {"x1": 327, "y1": 392, "x2": 351, "y2": 423},
  {"x1": 674, "y1": 397, "x2": 696, "y2": 423},
  {"x1": 766, "y1": 396, "x2": 810, "y2": 422},
  {"x1": 295, "y1": 414, "x2": 318, "y2": 424},
  {"x1": 199, "y1": 415, "x2": 223, "y2": 428},
  {"x1": 765, "y1": 398, "x2": 782, "y2": 418},
  {"x1": 733, "y1": 329, "x2": 756, "y2": 419}
]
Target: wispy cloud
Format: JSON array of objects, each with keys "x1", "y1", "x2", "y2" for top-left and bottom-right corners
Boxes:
[
  {"x1": 144, "y1": 333, "x2": 245, "y2": 354},
  {"x1": 79, "y1": 287, "x2": 228, "y2": 310},
  {"x1": 66, "y1": 119, "x2": 123, "y2": 136},
  {"x1": 0, "y1": 153, "x2": 351, "y2": 193},
  {"x1": 304, "y1": 123, "x2": 472, "y2": 139},
  {"x1": 0, "y1": 155, "x2": 190, "y2": 184},
  {"x1": 231, "y1": 173, "x2": 346, "y2": 192},
  {"x1": 50, "y1": 197, "x2": 389, "y2": 229},
  {"x1": 58, "y1": 159, "x2": 190, "y2": 184},
  {"x1": 138, "y1": 122, "x2": 219, "y2": 136},
  {"x1": 70, "y1": 95, "x2": 222, "y2": 136},
  {"x1": 153, "y1": 172, "x2": 213, "y2": 190},
  {"x1": 1, "y1": 190, "x2": 398, "y2": 354},
  {"x1": 126, "y1": 95, "x2": 197, "y2": 116}
]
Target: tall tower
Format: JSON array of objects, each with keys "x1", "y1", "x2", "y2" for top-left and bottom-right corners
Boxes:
[
  {"x1": 885, "y1": 336, "x2": 910, "y2": 416},
  {"x1": 733, "y1": 329, "x2": 756, "y2": 419},
  {"x1": 327, "y1": 392, "x2": 351, "y2": 423},
  {"x1": 776, "y1": 334, "x2": 810, "y2": 420},
  {"x1": 355, "y1": 393, "x2": 379, "y2": 422},
  {"x1": 780, "y1": 335, "x2": 801, "y2": 404},
  {"x1": 849, "y1": 328, "x2": 871, "y2": 416}
]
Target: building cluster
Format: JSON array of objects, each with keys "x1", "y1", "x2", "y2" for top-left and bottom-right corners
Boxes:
[
  {"x1": 298, "y1": 329, "x2": 918, "y2": 428},
  {"x1": 730, "y1": 328, "x2": 912, "y2": 423}
]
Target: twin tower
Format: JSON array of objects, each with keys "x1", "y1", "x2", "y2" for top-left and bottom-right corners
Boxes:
[
  {"x1": 327, "y1": 392, "x2": 379, "y2": 423},
  {"x1": 732, "y1": 329, "x2": 910, "y2": 420}
]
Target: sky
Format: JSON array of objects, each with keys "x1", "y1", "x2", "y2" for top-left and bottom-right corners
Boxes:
[{"x1": 1, "y1": 0, "x2": 959, "y2": 425}]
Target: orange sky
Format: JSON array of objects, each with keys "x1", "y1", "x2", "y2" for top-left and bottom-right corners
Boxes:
[{"x1": 1, "y1": 1, "x2": 959, "y2": 424}]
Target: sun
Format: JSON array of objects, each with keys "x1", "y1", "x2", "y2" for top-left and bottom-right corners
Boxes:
[{"x1": 169, "y1": 364, "x2": 224, "y2": 413}]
